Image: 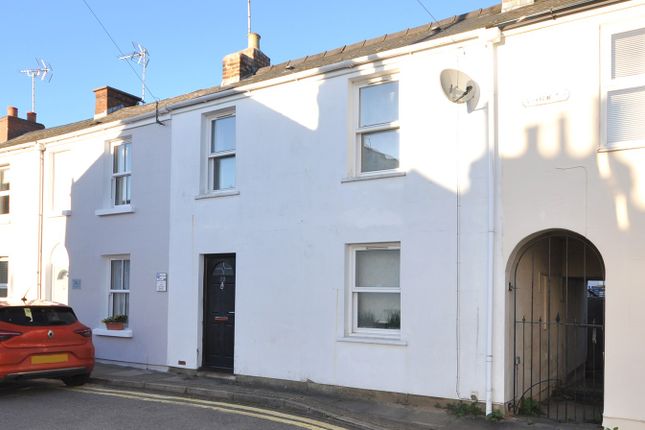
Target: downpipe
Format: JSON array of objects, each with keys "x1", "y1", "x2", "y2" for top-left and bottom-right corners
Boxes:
[{"x1": 480, "y1": 27, "x2": 502, "y2": 417}]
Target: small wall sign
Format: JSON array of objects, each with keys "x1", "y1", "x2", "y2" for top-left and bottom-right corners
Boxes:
[
  {"x1": 156, "y1": 272, "x2": 168, "y2": 292},
  {"x1": 71, "y1": 279, "x2": 81, "y2": 290},
  {"x1": 522, "y1": 89, "x2": 569, "y2": 107}
]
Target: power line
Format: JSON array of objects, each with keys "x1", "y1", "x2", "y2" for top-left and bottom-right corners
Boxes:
[
  {"x1": 414, "y1": 0, "x2": 440, "y2": 24},
  {"x1": 81, "y1": 0, "x2": 159, "y2": 101}
]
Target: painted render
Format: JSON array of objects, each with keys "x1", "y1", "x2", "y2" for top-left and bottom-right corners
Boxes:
[{"x1": 1, "y1": 1, "x2": 645, "y2": 428}]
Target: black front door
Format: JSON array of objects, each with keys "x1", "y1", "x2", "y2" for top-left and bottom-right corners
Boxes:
[{"x1": 203, "y1": 254, "x2": 235, "y2": 371}]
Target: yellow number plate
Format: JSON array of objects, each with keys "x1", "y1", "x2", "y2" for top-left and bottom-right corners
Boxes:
[{"x1": 31, "y1": 353, "x2": 69, "y2": 364}]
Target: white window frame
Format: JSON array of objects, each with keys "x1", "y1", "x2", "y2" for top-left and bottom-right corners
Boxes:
[
  {"x1": 110, "y1": 139, "x2": 132, "y2": 206},
  {"x1": 601, "y1": 20, "x2": 645, "y2": 151},
  {"x1": 205, "y1": 110, "x2": 236, "y2": 193},
  {"x1": 347, "y1": 242, "x2": 401, "y2": 338},
  {"x1": 0, "y1": 257, "x2": 8, "y2": 298},
  {"x1": 107, "y1": 256, "x2": 130, "y2": 320},
  {"x1": 0, "y1": 166, "x2": 10, "y2": 216},
  {"x1": 352, "y1": 75, "x2": 400, "y2": 177}
]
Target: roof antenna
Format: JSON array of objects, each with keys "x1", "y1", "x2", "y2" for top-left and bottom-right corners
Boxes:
[
  {"x1": 248, "y1": 0, "x2": 252, "y2": 34},
  {"x1": 20, "y1": 59, "x2": 53, "y2": 113},
  {"x1": 119, "y1": 42, "x2": 149, "y2": 102}
]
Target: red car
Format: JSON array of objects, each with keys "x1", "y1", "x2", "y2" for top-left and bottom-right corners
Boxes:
[{"x1": 0, "y1": 300, "x2": 95, "y2": 386}]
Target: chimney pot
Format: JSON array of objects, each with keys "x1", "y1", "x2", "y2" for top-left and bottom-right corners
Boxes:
[
  {"x1": 7, "y1": 106, "x2": 17, "y2": 117},
  {"x1": 248, "y1": 32, "x2": 261, "y2": 50},
  {"x1": 27, "y1": 112, "x2": 37, "y2": 123}
]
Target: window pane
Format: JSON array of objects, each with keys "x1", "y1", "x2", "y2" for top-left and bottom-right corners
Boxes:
[
  {"x1": 359, "y1": 81, "x2": 399, "y2": 127},
  {"x1": 0, "y1": 260, "x2": 7, "y2": 284},
  {"x1": 357, "y1": 292, "x2": 400, "y2": 329},
  {"x1": 212, "y1": 116, "x2": 236, "y2": 153},
  {"x1": 114, "y1": 175, "x2": 131, "y2": 205},
  {"x1": 123, "y1": 143, "x2": 131, "y2": 172},
  {"x1": 607, "y1": 86, "x2": 645, "y2": 144},
  {"x1": 356, "y1": 249, "x2": 400, "y2": 288},
  {"x1": 612, "y1": 27, "x2": 645, "y2": 79},
  {"x1": 0, "y1": 196, "x2": 8, "y2": 215},
  {"x1": 123, "y1": 260, "x2": 130, "y2": 291},
  {"x1": 0, "y1": 169, "x2": 9, "y2": 191},
  {"x1": 111, "y1": 260, "x2": 123, "y2": 290},
  {"x1": 110, "y1": 292, "x2": 129, "y2": 317},
  {"x1": 361, "y1": 130, "x2": 399, "y2": 173},
  {"x1": 0, "y1": 287, "x2": 6, "y2": 298},
  {"x1": 213, "y1": 156, "x2": 236, "y2": 190}
]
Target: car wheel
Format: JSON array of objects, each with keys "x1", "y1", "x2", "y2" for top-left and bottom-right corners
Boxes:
[{"x1": 61, "y1": 374, "x2": 90, "y2": 386}]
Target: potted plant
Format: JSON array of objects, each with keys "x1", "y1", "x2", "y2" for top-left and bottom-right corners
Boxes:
[{"x1": 102, "y1": 314, "x2": 128, "y2": 330}]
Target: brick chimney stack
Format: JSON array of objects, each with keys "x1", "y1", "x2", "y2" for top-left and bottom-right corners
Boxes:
[
  {"x1": 501, "y1": 0, "x2": 535, "y2": 12},
  {"x1": 93, "y1": 86, "x2": 141, "y2": 119},
  {"x1": 0, "y1": 106, "x2": 45, "y2": 144},
  {"x1": 221, "y1": 32, "x2": 271, "y2": 86}
]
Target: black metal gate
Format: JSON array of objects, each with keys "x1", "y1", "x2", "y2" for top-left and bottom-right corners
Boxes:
[{"x1": 511, "y1": 232, "x2": 605, "y2": 423}]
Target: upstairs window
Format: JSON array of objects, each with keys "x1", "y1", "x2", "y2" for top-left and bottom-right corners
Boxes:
[
  {"x1": 111, "y1": 141, "x2": 131, "y2": 206},
  {"x1": 355, "y1": 79, "x2": 399, "y2": 174},
  {"x1": 603, "y1": 25, "x2": 645, "y2": 150},
  {"x1": 209, "y1": 115, "x2": 236, "y2": 191},
  {"x1": 0, "y1": 258, "x2": 7, "y2": 298},
  {"x1": 0, "y1": 167, "x2": 9, "y2": 215}
]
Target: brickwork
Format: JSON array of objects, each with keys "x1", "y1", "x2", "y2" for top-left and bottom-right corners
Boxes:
[
  {"x1": 0, "y1": 107, "x2": 44, "y2": 144},
  {"x1": 221, "y1": 35, "x2": 271, "y2": 86},
  {"x1": 93, "y1": 86, "x2": 141, "y2": 117}
]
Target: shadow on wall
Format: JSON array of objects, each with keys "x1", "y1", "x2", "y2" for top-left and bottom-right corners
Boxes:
[{"x1": 61, "y1": 67, "x2": 642, "y2": 400}]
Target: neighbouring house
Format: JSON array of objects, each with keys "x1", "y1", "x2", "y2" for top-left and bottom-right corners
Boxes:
[{"x1": 1, "y1": 1, "x2": 644, "y2": 428}]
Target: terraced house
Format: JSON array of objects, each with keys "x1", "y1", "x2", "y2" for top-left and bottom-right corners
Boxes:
[{"x1": 1, "y1": 0, "x2": 645, "y2": 428}]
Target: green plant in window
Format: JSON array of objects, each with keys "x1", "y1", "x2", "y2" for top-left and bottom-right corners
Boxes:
[
  {"x1": 101, "y1": 314, "x2": 128, "y2": 323},
  {"x1": 358, "y1": 311, "x2": 376, "y2": 327},
  {"x1": 386, "y1": 310, "x2": 400, "y2": 329}
]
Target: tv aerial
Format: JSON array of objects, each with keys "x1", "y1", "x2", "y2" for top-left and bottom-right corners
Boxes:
[
  {"x1": 119, "y1": 42, "x2": 149, "y2": 102},
  {"x1": 440, "y1": 69, "x2": 479, "y2": 111},
  {"x1": 20, "y1": 59, "x2": 53, "y2": 113}
]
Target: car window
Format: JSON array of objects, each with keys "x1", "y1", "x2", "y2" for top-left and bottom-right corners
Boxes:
[{"x1": 0, "y1": 306, "x2": 77, "y2": 326}]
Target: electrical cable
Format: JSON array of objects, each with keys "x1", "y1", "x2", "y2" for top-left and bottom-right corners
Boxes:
[
  {"x1": 81, "y1": 0, "x2": 159, "y2": 101},
  {"x1": 414, "y1": 0, "x2": 440, "y2": 24}
]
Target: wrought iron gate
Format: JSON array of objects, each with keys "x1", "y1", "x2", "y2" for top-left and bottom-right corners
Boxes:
[{"x1": 511, "y1": 233, "x2": 605, "y2": 423}]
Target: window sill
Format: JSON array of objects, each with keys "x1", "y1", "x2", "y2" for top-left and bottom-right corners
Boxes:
[
  {"x1": 95, "y1": 205, "x2": 135, "y2": 216},
  {"x1": 93, "y1": 328, "x2": 133, "y2": 338},
  {"x1": 337, "y1": 336, "x2": 407, "y2": 346},
  {"x1": 598, "y1": 142, "x2": 645, "y2": 153},
  {"x1": 195, "y1": 190, "x2": 240, "y2": 200},
  {"x1": 341, "y1": 171, "x2": 406, "y2": 183},
  {"x1": 48, "y1": 210, "x2": 72, "y2": 218}
]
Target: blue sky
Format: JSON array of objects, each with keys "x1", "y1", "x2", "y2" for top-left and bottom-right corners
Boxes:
[{"x1": 1, "y1": 1, "x2": 494, "y2": 127}]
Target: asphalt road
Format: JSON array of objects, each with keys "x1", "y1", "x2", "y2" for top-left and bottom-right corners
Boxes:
[{"x1": 0, "y1": 380, "x2": 348, "y2": 430}]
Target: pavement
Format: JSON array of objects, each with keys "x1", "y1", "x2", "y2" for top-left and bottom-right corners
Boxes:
[{"x1": 90, "y1": 362, "x2": 601, "y2": 430}]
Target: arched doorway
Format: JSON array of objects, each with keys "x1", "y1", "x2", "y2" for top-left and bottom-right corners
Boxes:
[
  {"x1": 508, "y1": 230, "x2": 605, "y2": 423},
  {"x1": 50, "y1": 245, "x2": 69, "y2": 304}
]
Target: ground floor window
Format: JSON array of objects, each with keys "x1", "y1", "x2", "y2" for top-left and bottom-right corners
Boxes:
[
  {"x1": 108, "y1": 257, "x2": 130, "y2": 320},
  {"x1": 348, "y1": 243, "x2": 400, "y2": 337},
  {"x1": 0, "y1": 258, "x2": 7, "y2": 298}
]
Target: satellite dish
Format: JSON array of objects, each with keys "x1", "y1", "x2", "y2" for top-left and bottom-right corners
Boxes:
[{"x1": 440, "y1": 69, "x2": 478, "y2": 108}]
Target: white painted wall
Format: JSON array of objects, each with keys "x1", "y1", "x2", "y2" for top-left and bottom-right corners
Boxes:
[
  {"x1": 0, "y1": 145, "x2": 41, "y2": 301},
  {"x1": 64, "y1": 121, "x2": 171, "y2": 368},
  {"x1": 167, "y1": 39, "x2": 500, "y2": 402},
  {"x1": 497, "y1": 1, "x2": 645, "y2": 428}
]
